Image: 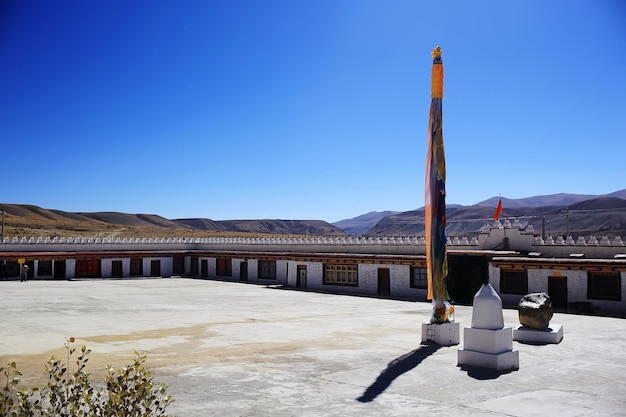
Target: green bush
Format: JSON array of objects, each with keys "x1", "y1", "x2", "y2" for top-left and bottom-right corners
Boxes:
[{"x1": 1, "y1": 339, "x2": 175, "y2": 416}]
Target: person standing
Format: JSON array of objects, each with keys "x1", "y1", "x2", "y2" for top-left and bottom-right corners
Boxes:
[{"x1": 21, "y1": 264, "x2": 29, "y2": 282}]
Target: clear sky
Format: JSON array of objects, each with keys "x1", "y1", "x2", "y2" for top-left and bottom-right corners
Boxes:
[{"x1": 1, "y1": 1, "x2": 625, "y2": 222}]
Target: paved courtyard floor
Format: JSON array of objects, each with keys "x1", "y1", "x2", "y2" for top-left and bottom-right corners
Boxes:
[{"x1": 1, "y1": 278, "x2": 625, "y2": 416}]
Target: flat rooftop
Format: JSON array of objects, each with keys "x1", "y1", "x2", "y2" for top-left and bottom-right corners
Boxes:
[{"x1": 1, "y1": 278, "x2": 624, "y2": 416}]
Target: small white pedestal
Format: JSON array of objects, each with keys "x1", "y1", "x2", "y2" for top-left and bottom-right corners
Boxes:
[
  {"x1": 513, "y1": 323, "x2": 563, "y2": 344},
  {"x1": 458, "y1": 326, "x2": 519, "y2": 372},
  {"x1": 421, "y1": 322, "x2": 460, "y2": 346}
]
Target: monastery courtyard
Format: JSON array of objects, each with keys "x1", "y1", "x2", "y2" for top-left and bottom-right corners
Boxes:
[{"x1": 1, "y1": 278, "x2": 624, "y2": 416}]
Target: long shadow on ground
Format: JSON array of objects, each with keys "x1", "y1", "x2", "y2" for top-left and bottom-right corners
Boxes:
[{"x1": 357, "y1": 343, "x2": 441, "y2": 403}]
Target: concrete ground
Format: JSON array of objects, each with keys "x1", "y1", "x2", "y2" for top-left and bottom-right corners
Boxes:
[{"x1": 1, "y1": 278, "x2": 624, "y2": 416}]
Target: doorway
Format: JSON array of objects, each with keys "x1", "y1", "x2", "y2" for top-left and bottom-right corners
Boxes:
[
  {"x1": 150, "y1": 260, "x2": 161, "y2": 277},
  {"x1": 377, "y1": 268, "x2": 391, "y2": 296},
  {"x1": 447, "y1": 254, "x2": 488, "y2": 304},
  {"x1": 53, "y1": 260, "x2": 66, "y2": 279},
  {"x1": 240, "y1": 261, "x2": 248, "y2": 281},
  {"x1": 111, "y1": 260, "x2": 123, "y2": 278},
  {"x1": 296, "y1": 265, "x2": 307, "y2": 289},
  {"x1": 549, "y1": 273, "x2": 568, "y2": 309}
]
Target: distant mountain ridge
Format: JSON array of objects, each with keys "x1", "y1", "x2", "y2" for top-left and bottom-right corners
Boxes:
[
  {"x1": 476, "y1": 189, "x2": 626, "y2": 208},
  {"x1": 175, "y1": 218, "x2": 345, "y2": 235},
  {"x1": 332, "y1": 190, "x2": 626, "y2": 236},
  {"x1": 363, "y1": 196, "x2": 626, "y2": 237},
  {"x1": 332, "y1": 211, "x2": 399, "y2": 235},
  {"x1": 1, "y1": 189, "x2": 624, "y2": 238}
]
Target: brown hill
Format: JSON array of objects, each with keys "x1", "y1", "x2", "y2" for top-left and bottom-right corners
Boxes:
[
  {"x1": 216, "y1": 219, "x2": 345, "y2": 235},
  {"x1": 79, "y1": 212, "x2": 190, "y2": 229},
  {"x1": 0, "y1": 204, "x2": 196, "y2": 239},
  {"x1": 0, "y1": 204, "x2": 344, "y2": 238},
  {"x1": 174, "y1": 218, "x2": 227, "y2": 232}
]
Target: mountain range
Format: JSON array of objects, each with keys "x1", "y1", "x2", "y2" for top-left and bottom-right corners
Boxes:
[
  {"x1": 1, "y1": 189, "x2": 625, "y2": 239},
  {"x1": 335, "y1": 190, "x2": 626, "y2": 236}
]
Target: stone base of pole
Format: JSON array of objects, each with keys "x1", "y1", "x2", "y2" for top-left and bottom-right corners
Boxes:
[{"x1": 421, "y1": 322, "x2": 460, "y2": 346}]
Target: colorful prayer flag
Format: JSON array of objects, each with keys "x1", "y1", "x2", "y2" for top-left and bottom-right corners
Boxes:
[{"x1": 425, "y1": 46, "x2": 452, "y2": 323}]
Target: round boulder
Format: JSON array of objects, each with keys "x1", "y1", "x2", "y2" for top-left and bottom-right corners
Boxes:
[{"x1": 518, "y1": 292, "x2": 553, "y2": 329}]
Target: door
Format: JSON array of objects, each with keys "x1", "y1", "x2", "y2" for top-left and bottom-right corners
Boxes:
[
  {"x1": 191, "y1": 257, "x2": 199, "y2": 277},
  {"x1": 111, "y1": 260, "x2": 123, "y2": 278},
  {"x1": 549, "y1": 274, "x2": 568, "y2": 309},
  {"x1": 172, "y1": 256, "x2": 184, "y2": 275},
  {"x1": 296, "y1": 265, "x2": 307, "y2": 289},
  {"x1": 377, "y1": 268, "x2": 391, "y2": 296},
  {"x1": 26, "y1": 261, "x2": 35, "y2": 279},
  {"x1": 150, "y1": 260, "x2": 161, "y2": 277},
  {"x1": 447, "y1": 254, "x2": 488, "y2": 304},
  {"x1": 240, "y1": 261, "x2": 248, "y2": 281},
  {"x1": 53, "y1": 260, "x2": 66, "y2": 279},
  {"x1": 201, "y1": 260, "x2": 208, "y2": 278}
]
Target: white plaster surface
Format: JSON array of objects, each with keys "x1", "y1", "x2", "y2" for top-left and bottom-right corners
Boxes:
[
  {"x1": 421, "y1": 322, "x2": 460, "y2": 345},
  {"x1": 463, "y1": 326, "x2": 514, "y2": 354},
  {"x1": 513, "y1": 323, "x2": 564, "y2": 344}
]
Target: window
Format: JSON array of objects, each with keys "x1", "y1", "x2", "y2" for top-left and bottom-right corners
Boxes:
[
  {"x1": 587, "y1": 272, "x2": 621, "y2": 301},
  {"x1": 500, "y1": 270, "x2": 528, "y2": 295},
  {"x1": 410, "y1": 267, "x2": 428, "y2": 289},
  {"x1": 216, "y1": 259, "x2": 232, "y2": 277},
  {"x1": 323, "y1": 264, "x2": 358, "y2": 286},
  {"x1": 37, "y1": 261, "x2": 53, "y2": 276},
  {"x1": 130, "y1": 258, "x2": 143, "y2": 276},
  {"x1": 258, "y1": 261, "x2": 276, "y2": 280}
]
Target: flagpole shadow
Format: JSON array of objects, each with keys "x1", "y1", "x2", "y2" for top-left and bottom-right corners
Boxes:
[{"x1": 356, "y1": 343, "x2": 441, "y2": 403}]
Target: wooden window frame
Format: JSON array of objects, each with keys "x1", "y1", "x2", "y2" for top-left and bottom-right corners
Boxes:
[
  {"x1": 587, "y1": 272, "x2": 621, "y2": 301},
  {"x1": 410, "y1": 267, "x2": 428, "y2": 289},
  {"x1": 258, "y1": 260, "x2": 276, "y2": 280},
  {"x1": 75, "y1": 260, "x2": 101, "y2": 278},
  {"x1": 216, "y1": 258, "x2": 233, "y2": 277},
  {"x1": 323, "y1": 264, "x2": 358, "y2": 287},
  {"x1": 500, "y1": 269, "x2": 528, "y2": 295}
]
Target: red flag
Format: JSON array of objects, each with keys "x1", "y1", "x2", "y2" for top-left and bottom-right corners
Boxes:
[{"x1": 494, "y1": 197, "x2": 503, "y2": 221}]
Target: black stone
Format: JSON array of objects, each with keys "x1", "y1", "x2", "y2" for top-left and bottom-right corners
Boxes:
[{"x1": 518, "y1": 292, "x2": 553, "y2": 329}]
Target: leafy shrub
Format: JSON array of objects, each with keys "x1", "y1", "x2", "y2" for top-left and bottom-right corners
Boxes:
[{"x1": 1, "y1": 339, "x2": 175, "y2": 416}]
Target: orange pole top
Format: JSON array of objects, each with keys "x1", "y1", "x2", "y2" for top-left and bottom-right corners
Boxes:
[{"x1": 431, "y1": 46, "x2": 444, "y2": 99}]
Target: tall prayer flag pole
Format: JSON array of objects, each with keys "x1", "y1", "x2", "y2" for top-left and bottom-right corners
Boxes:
[{"x1": 425, "y1": 46, "x2": 453, "y2": 324}]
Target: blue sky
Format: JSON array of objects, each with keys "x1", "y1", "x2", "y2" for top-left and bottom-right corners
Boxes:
[{"x1": 1, "y1": 1, "x2": 625, "y2": 222}]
